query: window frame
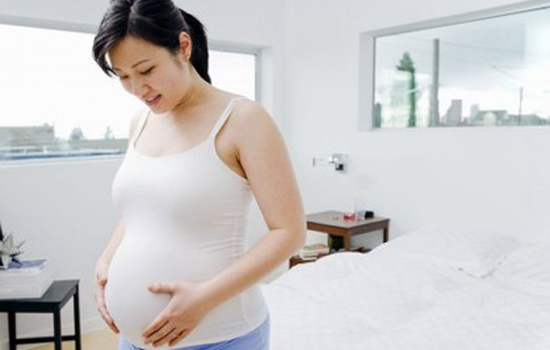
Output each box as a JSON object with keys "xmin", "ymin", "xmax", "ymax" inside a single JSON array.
[
  {"xmin": 358, "ymin": 0, "xmax": 550, "ymax": 131},
  {"xmin": 0, "ymin": 15, "xmax": 262, "ymax": 166}
]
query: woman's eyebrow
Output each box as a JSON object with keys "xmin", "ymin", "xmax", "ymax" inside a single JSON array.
[{"xmin": 112, "ymin": 59, "xmax": 151, "ymax": 71}]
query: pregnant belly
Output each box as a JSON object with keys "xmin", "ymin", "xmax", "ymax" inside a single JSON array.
[
  {"xmin": 104, "ymin": 239, "xmax": 219, "ymax": 347},
  {"xmin": 104, "ymin": 254, "xmax": 172, "ymax": 346}
]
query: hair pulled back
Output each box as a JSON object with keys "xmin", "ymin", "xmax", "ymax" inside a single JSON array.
[{"xmin": 92, "ymin": 0, "xmax": 211, "ymax": 84}]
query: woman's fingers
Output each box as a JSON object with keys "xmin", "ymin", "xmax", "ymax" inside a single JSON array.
[
  {"xmin": 97, "ymin": 294, "xmax": 119, "ymax": 334},
  {"xmin": 151, "ymin": 327, "xmax": 185, "ymax": 348},
  {"xmin": 94, "ymin": 277, "xmax": 119, "ymax": 334},
  {"xmin": 168, "ymin": 329, "xmax": 189, "ymax": 347},
  {"xmin": 99, "ymin": 304, "xmax": 120, "ymax": 334},
  {"xmin": 143, "ymin": 319, "xmax": 170, "ymax": 344}
]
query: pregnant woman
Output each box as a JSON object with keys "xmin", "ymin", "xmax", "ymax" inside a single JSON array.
[{"xmin": 91, "ymin": 1, "xmax": 306, "ymax": 349}]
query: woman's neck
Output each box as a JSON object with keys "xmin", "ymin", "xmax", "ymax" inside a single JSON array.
[{"xmin": 167, "ymin": 70, "xmax": 218, "ymax": 119}]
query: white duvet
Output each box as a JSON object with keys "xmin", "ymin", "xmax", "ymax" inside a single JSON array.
[{"xmin": 260, "ymin": 227, "xmax": 550, "ymax": 350}]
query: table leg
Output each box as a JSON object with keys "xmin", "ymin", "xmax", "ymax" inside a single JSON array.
[
  {"xmin": 8, "ymin": 311, "xmax": 16, "ymax": 350},
  {"xmin": 74, "ymin": 284, "xmax": 82, "ymax": 350},
  {"xmin": 383, "ymin": 226, "xmax": 389, "ymax": 243},
  {"xmin": 343, "ymin": 235, "xmax": 352, "ymax": 250},
  {"xmin": 53, "ymin": 310, "xmax": 62, "ymax": 350},
  {"xmin": 328, "ymin": 235, "xmax": 344, "ymax": 251}
]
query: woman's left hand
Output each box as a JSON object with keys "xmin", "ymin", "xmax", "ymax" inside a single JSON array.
[{"xmin": 142, "ymin": 281, "xmax": 215, "ymax": 348}]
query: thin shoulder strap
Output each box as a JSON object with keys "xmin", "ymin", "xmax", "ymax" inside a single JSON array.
[
  {"xmin": 210, "ymin": 96, "xmax": 245, "ymax": 138},
  {"xmin": 132, "ymin": 109, "xmax": 150, "ymax": 148}
]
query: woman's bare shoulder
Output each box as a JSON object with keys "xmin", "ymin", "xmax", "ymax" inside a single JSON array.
[
  {"xmin": 228, "ymin": 98, "xmax": 281, "ymax": 152},
  {"xmin": 230, "ymin": 97, "xmax": 272, "ymax": 124}
]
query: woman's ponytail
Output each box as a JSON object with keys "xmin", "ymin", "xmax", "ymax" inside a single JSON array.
[{"xmin": 179, "ymin": 9, "xmax": 211, "ymax": 84}]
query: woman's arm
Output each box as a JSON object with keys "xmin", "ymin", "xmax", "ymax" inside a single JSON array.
[{"xmin": 201, "ymin": 100, "xmax": 307, "ymax": 309}]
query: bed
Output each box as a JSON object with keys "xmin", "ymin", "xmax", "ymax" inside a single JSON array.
[{"xmin": 260, "ymin": 226, "xmax": 550, "ymax": 350}]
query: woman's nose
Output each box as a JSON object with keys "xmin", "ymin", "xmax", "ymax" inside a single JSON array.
[{"xmin": 130, "ymin": 76, "xmax": 147, "ymax": 96}]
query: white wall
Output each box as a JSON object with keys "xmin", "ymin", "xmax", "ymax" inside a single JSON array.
[
  {"xmin": 0, "ymin": 1, "xmax": 284, "ymax": 348},
  {"xmin": 283, "ymin": 0, "xmax": 550, "ymax": 251},
  {"xmin": 2, "ymin": 0, "xmax": 550, "ymax": 347}
]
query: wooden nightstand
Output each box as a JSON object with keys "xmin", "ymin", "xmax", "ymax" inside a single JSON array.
[{"xmin": 289, "ymin": 210, "xmax": 390, "ymax": 268}]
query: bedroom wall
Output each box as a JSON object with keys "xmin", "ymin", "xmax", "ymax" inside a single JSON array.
[
  {"xmin": 283, "ymin": 0, "xmax": 550, "ymax": 251},
  {"xmin": 1, "ymin": 0, "xmax": 549, "ymax": 347},
  {"xmin": 0, "ymin": 1, "xmax": 284, "ymax": 348}
]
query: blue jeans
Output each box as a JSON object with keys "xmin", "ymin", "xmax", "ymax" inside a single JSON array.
[{"xmin": 119, "ymin": 316, "xmax": 270, "ymax": 350}]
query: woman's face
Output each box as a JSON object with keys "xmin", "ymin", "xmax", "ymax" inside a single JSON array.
[{"xmin": 108, "ymin": 34, "xmax": 192, "ymax": 113}]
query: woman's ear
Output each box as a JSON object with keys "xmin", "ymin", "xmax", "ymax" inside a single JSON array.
[{"xmin": 178, "ymin": 31, "xmax": 192, "ymax": 62}]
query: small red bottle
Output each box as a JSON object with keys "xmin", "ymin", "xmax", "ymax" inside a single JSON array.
[{"xmin": 342, "ymin": 212, "xmax": 356, "ymax": 221}]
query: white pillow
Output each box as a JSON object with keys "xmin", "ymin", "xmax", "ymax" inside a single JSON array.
[
  {"xmin": 387, "ymin": 225, "xmax": 520, "ymax": 278},
  {"xmin": 495, "ymin": 237, "xmax": 550, "ymax": 284}
]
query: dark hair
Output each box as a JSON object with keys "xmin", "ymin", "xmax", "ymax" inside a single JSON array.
[{"xmin": 92, "ymin": 0, "xmax": 211, "ymax": 84}]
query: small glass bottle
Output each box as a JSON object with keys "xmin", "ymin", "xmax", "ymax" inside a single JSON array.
[{"xmin": 353, "ymin": 195, "xmax": 368, "ymax": 221}]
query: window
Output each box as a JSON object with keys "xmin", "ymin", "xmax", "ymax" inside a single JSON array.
[
  {"xmin": 0, "ymin": 23, "xmax": 259, "ymax": 161},
  {"xmin": 361, "ymin": 3, "xmax": 550, "ymax": 129}
]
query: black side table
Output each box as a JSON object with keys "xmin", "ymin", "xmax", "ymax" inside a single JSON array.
[{"xmin": 0, "ymin": 279, "xmax": 81, "ymax": 350}]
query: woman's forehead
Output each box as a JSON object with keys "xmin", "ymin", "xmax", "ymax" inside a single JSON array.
[{"xmin": 108, "ymin": 36, "xmax": 164, "ymax": 69}]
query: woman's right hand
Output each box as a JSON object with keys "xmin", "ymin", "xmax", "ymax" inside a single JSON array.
[{"xmin": 94, "ymin": 262, "xmax": 120, "ymax": 335}]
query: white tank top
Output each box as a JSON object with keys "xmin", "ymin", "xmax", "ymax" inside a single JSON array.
[{"xmin": 105, "ymin": 96, "xmax": 269, "ymax": 349}]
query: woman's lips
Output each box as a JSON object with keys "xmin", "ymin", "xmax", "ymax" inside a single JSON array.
[{"xmin": 145, "ymin": 95, "xmax": 161, "ymax": 107}]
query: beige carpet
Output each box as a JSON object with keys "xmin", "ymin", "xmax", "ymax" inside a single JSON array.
[{"xmin": 28, "ymin": 327, "xmax": 118, "ymax": 350}]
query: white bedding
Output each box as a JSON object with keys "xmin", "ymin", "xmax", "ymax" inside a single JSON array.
[{"xmin": 260, "ymin": 227, "xmax": 550, "ymax": 350}]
